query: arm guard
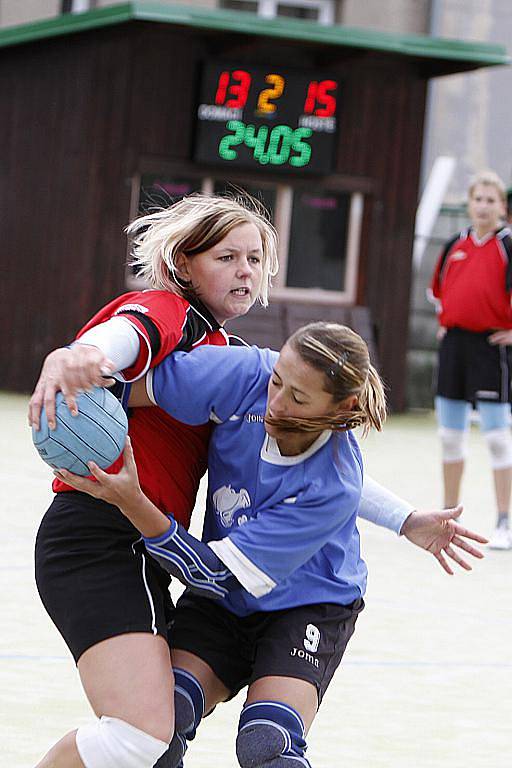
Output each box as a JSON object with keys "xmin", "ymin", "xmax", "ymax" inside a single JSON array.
[{"xmin": 143, "ymin": 516, "xmax": 241, "ymax": 599}]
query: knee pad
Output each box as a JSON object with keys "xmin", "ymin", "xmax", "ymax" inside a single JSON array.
[
  {"xmin": 153, "ymin": 733, "xmax": 187, "ymax": 768},
  {"xmin": 236, "ymin": 701, "xmax": 311, "ymax": 768},
  {"xmin": 438, "ymin": 427, "xmax": 467, "ymax": 463},
  {"xmin": 173, "ymin": 668, "xmax": 205, "ymax": 738},
  {"xmin": 153, "ymin": 668, "xmax": 205, "ymax": 768},
  {"xmin": 484, "ymin": 428, "xmax": 512, "ymax": 469},
  {"xmin": 76, "ymin": 716, "xmax": 169, "ymax": 768}
]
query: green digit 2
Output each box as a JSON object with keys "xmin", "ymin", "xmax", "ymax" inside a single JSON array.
[{"xmin": 219, "ymin": 120, "xmax": 246, "ymax": 160}]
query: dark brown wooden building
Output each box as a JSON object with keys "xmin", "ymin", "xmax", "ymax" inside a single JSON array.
[{"xmin": 1, "ymin": 2, "xmax": 507, "ymax": 408}]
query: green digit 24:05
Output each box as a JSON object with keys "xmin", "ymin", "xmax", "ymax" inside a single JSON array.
[{"xmin": 219, "ymin": 120, "xmax": 313, "ymax": 167}]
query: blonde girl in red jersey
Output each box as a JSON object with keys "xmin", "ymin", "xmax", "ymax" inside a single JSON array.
[
  {"xmin": 30, "ymin": 194, "xmax": 279, "ymax": 768},
  {"xmin": 431, "ymin": 170, "xmax": 512, "ymax": 550}
]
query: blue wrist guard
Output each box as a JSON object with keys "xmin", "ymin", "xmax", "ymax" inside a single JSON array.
[{"xmin": 143, "ymin": 516, "xmax": 241, "ymax": 599}]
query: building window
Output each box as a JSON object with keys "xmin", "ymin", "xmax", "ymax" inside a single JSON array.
[
  {"xmin": 61, "ymin": 0, "xmax": 95, "ymax": 13},
  {"xmin": 220, "ymin": 0, "xmax": 259, "ymax": 12},
  {"xmin": 137, "ymin": 174, "xmax": 202, "ymax": 216},
  {"xmin": 219, "ymin": 0, "xmax": 334, "ymax": 24},
  {"xmin": 286, "ymin": 190, "xmax": 349, "ymax": 290},
  {"xmin": 128, "ymin": 169, "xmax": 362, "ymax": 304}
]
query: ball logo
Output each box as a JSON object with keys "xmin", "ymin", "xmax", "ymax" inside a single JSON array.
[{"xmin": 212, "ymin": 485, "xmax": 251, "ymax": 528}]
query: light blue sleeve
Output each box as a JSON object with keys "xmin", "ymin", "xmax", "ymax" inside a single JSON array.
[
  {"xmin": 358, "ymin": 475, "xmax": 414, "ymax": 535},
  {"xmin": 147, "ymin": 345, "xmax": 276, "ymax": 425}
]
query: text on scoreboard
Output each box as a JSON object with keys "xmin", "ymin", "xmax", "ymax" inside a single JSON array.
[{"xmin": 194, "ymin": 61, "xmax": 339, "ymax": 173}]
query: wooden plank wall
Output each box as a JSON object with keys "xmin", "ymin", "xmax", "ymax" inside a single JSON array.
[
  {"xmin": 338, "ymin": 58, "xmax": 428, "ymax": 409},
  {"xmin": 1, "ymin": 23, "xmax": 426, "ymax": 412},
  {"xmin": 1, "ymin": 28, "xmax": 133, "ymax": 391}
]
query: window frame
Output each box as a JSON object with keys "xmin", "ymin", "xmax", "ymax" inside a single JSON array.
[
  {"xmin": 61, "ymin": 0, "xmax": 95, "ymax": 13},
  {"xmin": 258, "ymin": 0, "xmax": 335, "ymax": 24},
  {"xmin": 127, "ymin": 162, "xmax": 364, "ymax": 305},
  {"xmin": 220, "ymin": 0, "xmax": 335, "ymax": 24}
]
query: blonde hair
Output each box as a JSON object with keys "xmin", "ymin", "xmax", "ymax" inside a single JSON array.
[
  {"xmin": 468, "ymin": 170, "xmax": 507, "ymax": 203},
  {"xmin": 126, "ymin": 193, "xmax": 278, "ymax": 306},
  {"xmin": 266, "ymin": 322, "xmax": 386, "ymax": 436}
]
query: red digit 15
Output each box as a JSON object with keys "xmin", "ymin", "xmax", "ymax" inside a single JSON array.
[
  {"xmin": 303, "ymin": 79, "xmax": 337, "ymax": 117},
  {"xmin": 214, "ymin": 70, "xmax": 252, "ymax": 109}
]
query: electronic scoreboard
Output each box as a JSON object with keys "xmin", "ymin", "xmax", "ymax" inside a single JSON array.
[{"xmin": 194, "ymin": 61, "xmax": 339, "ymax": 174}]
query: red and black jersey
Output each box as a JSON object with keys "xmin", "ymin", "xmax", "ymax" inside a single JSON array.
[
  {"xmin": 431, "ymin": 227, "xmax": 512, "ymax": 332},
  {"xmin": 53, "ymin": 290, "xmax": 245, "ymax": 527}
]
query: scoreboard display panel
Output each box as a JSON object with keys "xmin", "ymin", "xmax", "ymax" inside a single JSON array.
[{"xmin": 194, "ymin": 61, "xmax": 339, "ymax": 174}]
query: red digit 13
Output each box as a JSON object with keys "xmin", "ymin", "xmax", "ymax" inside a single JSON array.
[{"xmin": 214, "ymin": 70, "xmax": 252, "ymax": 109}]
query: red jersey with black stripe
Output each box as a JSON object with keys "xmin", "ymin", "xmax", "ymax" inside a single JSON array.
[
  {"xmin": 52, "ymin": 290, "xmax": 242, "ymax": 527},
  {"xmin": 431, "ymin": 227, "xmax": 512, "ymax": 332}
]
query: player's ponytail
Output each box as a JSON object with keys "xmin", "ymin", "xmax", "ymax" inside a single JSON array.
[{"xmin": 357, "ymin": 363, "xmax": 387, "ymax": 435}]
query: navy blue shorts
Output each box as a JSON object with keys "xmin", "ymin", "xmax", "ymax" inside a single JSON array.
[
  {"xmin": 170, "ymin": 593, "xmax": 364, "ymax": 705},
  {"xmin": 35, "ymin": 492, "xmax": 174, "ymax": 662}
]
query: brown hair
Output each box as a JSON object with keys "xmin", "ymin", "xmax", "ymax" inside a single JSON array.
[{"xmin": 266, "ymin": 322, "xmax": 386, "ymax": 435}]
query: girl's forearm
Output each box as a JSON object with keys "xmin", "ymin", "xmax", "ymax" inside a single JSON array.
[{"xmin": 118, "ymin": 490, "xmax": 172, "ymax": 538}]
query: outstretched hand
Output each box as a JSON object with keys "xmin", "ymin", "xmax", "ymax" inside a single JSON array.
[
  {"xmin": 28, "ymin": 344, "xmax": 115, "ymax": 430},
  {"xmin": 401, "ymin": 505, "xmax": 488, "ymax": 575},
  {"xmin": 53, "ymin": 436, "xmax": 142, "ymax": 512}
]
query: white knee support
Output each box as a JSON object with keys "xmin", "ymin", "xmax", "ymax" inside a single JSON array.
[
  {"xmin": 439, "ymin": 427, "xmax": 467, "ymax": 463},
  {"xmin": 76, "ymin": 716, "xmax": 169, "ymax": 768},
  {"xmin": 484, "ymin": 428, "xmax": 512, "ymax": 470}
]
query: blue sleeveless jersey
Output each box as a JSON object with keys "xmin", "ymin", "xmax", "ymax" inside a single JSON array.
[{"xmin": 148, "ymin": 345, "xmax": 367, "ymax": 616}]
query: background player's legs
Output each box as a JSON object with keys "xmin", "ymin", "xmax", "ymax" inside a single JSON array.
[
  {"xmin": 435, "ymin": 397, "xmax": 470, "ymax": 508},
  {"xmin": 478, "ymin": 401, "xmax": 512, "ymax": 549},
  {"xmin": 36, "ymin": 633, "xmax": 174, "ymax": 767},
  {"xmin": 443, "ymin": 461, "xmax": 464, "ymax": 508}
]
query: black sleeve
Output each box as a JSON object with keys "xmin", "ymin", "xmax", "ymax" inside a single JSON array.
[
  {"xmin": 500, "ymin": 234, "xmax": 512, "ymax": 293},
  {"xmin": 437, "ymin": 232, "xmax": 462, "ymax": 282}
]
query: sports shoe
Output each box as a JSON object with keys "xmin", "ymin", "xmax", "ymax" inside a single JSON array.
[{"xmin": 488, "ymin": 524, "xmax": 512, "ymax": 550}]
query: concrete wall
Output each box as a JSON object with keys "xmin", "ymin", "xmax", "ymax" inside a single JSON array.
[
  {"xmin": 95, "ymin": 0, "xmax": 216, "ymax": 8},
  {"xmin": 0, "ymin": 0, "xmax": 431, "ymax": 31},
  {"xmin": 340, "ymin": 0, "xmax": 431, "ymax": 33},
  {"xmin": 0, "ymin": 0, "xmax": 59, "ymax": 26},
  {"xmin": 423, "ymin": 0, "xmax": 512, "ymax": 199}
]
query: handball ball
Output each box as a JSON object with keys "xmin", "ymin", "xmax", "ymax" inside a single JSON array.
[{"xmin": 32, "ymin": 386, "xmax": 128, "ymax": 476}]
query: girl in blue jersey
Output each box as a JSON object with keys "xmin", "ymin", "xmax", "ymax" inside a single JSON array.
[
  {"xmin": 58, "ymin": 322, "xmax": 488, "ymax": 768},
  {"xmin": 53, "ymin": 322, "xmax": 391, "ymax": 768}
]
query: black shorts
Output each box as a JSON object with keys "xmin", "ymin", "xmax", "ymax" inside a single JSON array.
[
  {"xmin": 170, "ymin": 593, "xmax": 364, "ymax": 705},
  {"xmin": 436, "ymin": 328, "xmax": 512, "ymax": 403},
  {"xmin": 35, "ymin": 492, "xmax": 174, "ymax": 663}
]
